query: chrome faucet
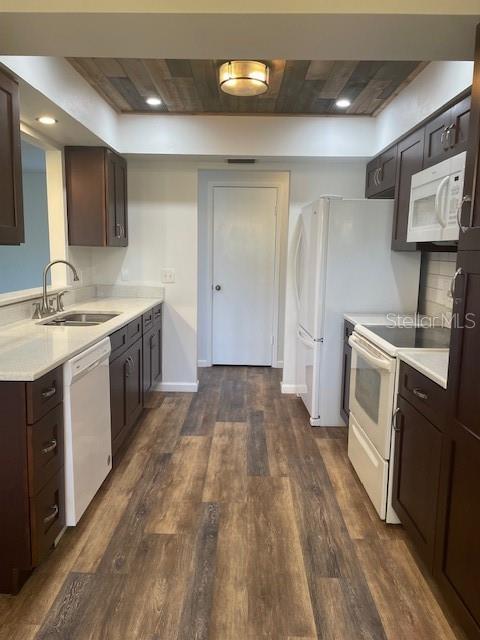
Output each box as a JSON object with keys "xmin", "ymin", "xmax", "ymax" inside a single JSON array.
[{"xmin": 38, "ymin": 260, "xmax": 80, "ymax": 318}]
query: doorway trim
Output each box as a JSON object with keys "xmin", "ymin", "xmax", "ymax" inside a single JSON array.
[{"xmin": 199, "ymin": 171, "xmax": 290, "ymax": 368}]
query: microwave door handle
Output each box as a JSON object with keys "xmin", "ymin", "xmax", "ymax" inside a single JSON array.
[{"xmin": 434, "ymin": 176, "xmax": 450, "ymax": 227}]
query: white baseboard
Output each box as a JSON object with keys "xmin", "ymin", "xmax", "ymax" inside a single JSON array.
[
  {"xmin": 272, "ymin": 360, "xmax": 284, "ymax": 369},
  {"xmin": 153, "ymin": 381, "xmax": 199, "ymax": 392},
  {"xmin": 197, "ymin": 360, "xmax": 211, "ymax": 368},
  {"xmin": 281, "ymin": 382, "xmax": 298, "ymax": 394}
]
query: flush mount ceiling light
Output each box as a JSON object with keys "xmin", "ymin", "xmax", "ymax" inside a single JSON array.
[
  {"xmin": 36, "ymin": 115, "xmax": 57, "ymax": 125},
  {"xmin": 335, "ymin": 98, "xmax": 351, "ymax": 108},
  {"xmin": 219, "ymin": 61, "xmax": 269, "ymax": 97},
  {"xmin": 146, "ymin": 96, "xmax": 162, "ymax": 106}
]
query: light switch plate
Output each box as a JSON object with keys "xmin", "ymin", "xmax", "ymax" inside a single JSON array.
[{"xmin": 161, "ymin": 268, "xmax": 176, "ymax": 284}]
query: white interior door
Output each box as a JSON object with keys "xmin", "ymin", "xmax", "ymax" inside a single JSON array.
[{"xmin": 212, "ymin": 186, "xmax": 277, "ymax": 365}]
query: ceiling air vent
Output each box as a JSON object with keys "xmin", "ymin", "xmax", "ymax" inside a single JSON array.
[{"xmin": 227, "ymin": 158, "xmax": 256, "ymax": 164}]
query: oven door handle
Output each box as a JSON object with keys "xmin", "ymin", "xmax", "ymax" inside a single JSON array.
[{"xmin": 348, "ymin": 334, "xmax": 394, "ymax": 371}]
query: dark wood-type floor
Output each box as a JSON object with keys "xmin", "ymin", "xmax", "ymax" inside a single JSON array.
[{"xmin": 0, "ymin": 367, "xmax": 466, "ymax": 640}]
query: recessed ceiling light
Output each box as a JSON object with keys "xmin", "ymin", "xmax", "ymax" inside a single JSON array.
[
  {"xmin": 146, "ymin": 96, "xmax": 162, "ymax": 106},
  {"xmin": 335, "ymin": 98, "xmax": 351, "ymax": 109},
  {"xmin": 36, "ymin": 115, "xmax": 57, "ymax": 125}
]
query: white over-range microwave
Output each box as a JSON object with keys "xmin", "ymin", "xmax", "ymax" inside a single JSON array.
[{"xmin": 407, "ymin": 151, "xmax": 466, "ymax": 243}]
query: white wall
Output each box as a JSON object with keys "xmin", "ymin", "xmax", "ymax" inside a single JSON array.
[
  {"xmin": 118, "ymin": 114, "xmax": 376, "ymax": 157},
  {"xmin": 375, "ymin": 61, "xmax": 474, "ymax": 152},
  {"xmin": 88, "ymin": 158, "xmax": 198, "ymax": 389}
]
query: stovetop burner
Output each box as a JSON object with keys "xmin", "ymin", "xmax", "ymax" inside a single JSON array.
[{"xmin": 365, "ymin": 325, "xmax": 451, "ymax": 349}]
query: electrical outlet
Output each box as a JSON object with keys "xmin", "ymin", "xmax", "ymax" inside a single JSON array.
[
  {"xmin": 161, "ymin": 268, "xmax": 176, "ymax": 284},
  {"xmin": 121, "ymin": 268, "xmax": 129, "ymax": 282}
]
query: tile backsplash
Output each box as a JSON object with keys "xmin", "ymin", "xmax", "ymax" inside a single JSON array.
[{"xmin": 418, "ymin": 251, "xmax": 457, "ymax": 325}]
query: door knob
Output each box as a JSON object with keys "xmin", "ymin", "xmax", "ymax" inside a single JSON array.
[{"xmin": 215, "ymin": 285, "xmax": 221, "ymax": 291}]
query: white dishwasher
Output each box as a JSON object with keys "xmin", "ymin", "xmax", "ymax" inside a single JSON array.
[{"xmin": 63, "ymin": 337, "xmax": 112, "ymax": 526}]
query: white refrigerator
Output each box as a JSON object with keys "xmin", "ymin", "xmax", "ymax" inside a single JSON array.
[{"xmin": 294, "ymin": 197, "xmax": 421, "ymax": 426}]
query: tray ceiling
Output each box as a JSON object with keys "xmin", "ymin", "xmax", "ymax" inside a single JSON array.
[{"xmin": 67, "ymin": 58, "xmax": 426, "ymax": 116}]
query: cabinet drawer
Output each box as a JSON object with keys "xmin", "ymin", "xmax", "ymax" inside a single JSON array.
[
  {"xmin": 127, "ymin": 316, "xmax": 142, "ymax": 343},
  {"xmin": 109, "ymin": 325, "xmax": 128, "ymax": 361},
  {"xmin": 30, "ymin": 468, "xmax": 65, "ymax": 566},
  {"xmin": 142, "ymin": 309, "xmax": 153, "ymax": 332},
  {"xmin": 398, "ymin": 362, "xmax": 448, "ymax": 430},
  {"xmin": 27, "ymin": 404, "xmax": 64, "ymax": 496},
  {"xmin": 26, "ymin": 367, "xmax": 63, "ymax": 424}
]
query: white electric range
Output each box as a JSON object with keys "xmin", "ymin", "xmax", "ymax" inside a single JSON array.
[{"xmin": 348, "ymin": 323, "xmax": 451, "ymax": 523}]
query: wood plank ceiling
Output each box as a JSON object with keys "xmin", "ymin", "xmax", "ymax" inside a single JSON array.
[{"xmin": 67, "ymin": 58, "xmax": 426, "ymax": 116}]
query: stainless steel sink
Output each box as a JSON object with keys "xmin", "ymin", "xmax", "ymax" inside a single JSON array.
[{"xmin": 40, "ymin": 312, "xmax": 119, "ymax": 327}]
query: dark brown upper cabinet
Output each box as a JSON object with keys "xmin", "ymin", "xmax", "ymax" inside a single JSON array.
[
  {"xmin": 365, "ymin": 144, "xmax": 397, "ymax": 198},
  {"xmin": 365, "ymin": 88, "xmax": 471, "ymax": 251},
  {"xmin": 459, "ymin": 26, "xmax": 480, "ymax": 252},
  {"xmin": 65, "ymin": 146, "xmax": 128, "ymax": 247},
  {"xmin": 0, "ymin": 69, "xmax": 24, "ymax": 245},
  {"xmin": 423, "ymin": 94, "xmax": 471, "ymax": 169},
  {"xmin": 435, "ymin": 250, "xmax": 480, "ymax": 640},
  {"xmin": 391, "ymin": 128, "xmax": 424, "ymax": 252}
]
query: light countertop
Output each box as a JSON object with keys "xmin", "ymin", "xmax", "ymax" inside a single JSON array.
[
  {"xmin": 397, "ymin": 349, "xmax": 449, "ymax": 389},
  {"xmin": 344, "ymin": 312, "xmax": 418, "ymax": 326},
  {"xmin": 0, "ymin": 296, "xmax": 163, "ymax": 381}
]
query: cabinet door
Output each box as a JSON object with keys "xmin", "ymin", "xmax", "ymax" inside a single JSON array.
[
  {"xmin": 0, "ymin": 70, "xmax": 24, "ymax": 245},
  {"xmin": 143, "ymin": 329, "xmax": 154, "ymax": 397},
  {"xmin": 152, "ymin": 323, "xmax": 162, "ymax": 384},
  {"xmin": 365, "ymin": 157, "xmax": 380, "ymax": 198},
  {"xmin": 392, "ymin": 396, "xmax": 442, "ymax": 569},
  {"xmin": 449, "ymin": 94, "xmax": 471, "ymax": 156},
  {"xmin": 391, "ymin": 128, "xmax": 424, "ymax": 251},
  {"xmin": 109, "ymin": 354, "xmax": 128, "ymax": 450},
  {"xmin": 423, "ymin": 108, "xmax": 453, "ymax": 168},
  {"xmin": 125, "ymin": 340, "xmax": 143, "ymax": 430},
  {"xmin": 106, "ymin": 151, "xmax": 128, "ymax": 247},
  {"xmin": 459, "ymin": 27, "xmax": 480, "ymax": 251},
  {"xmin": 365, "ymin": 146, "xmax": 396, "ymax": 198},
  {"xmin": 377, "ymin": 145, "xmax": 397, "ymax": 194},
  {"xmin": 434, "ymin": 250, "xmax": 480, "ymax": 639}
]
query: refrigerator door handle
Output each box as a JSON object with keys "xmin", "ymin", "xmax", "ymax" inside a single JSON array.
[
  {"xmin": 297, "ymin": 326, "xmax": 314, "ymax": 347},
  {"xmin": 293, "ymin": 224, "xmax": 303, "ymax": 311}
]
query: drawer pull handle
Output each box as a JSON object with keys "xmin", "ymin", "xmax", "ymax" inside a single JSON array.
[
  {"xmin": 413, "ymin": 387, "xmax": 428, "ymax": 400},
  {"xmin": 41, "ymin": 385, "xmax": 56, "ymax": 400},
  {"xmin": 43, "ymin": 504, "xmax": 59, "ymax": 525},
  {"xmin": 392, "ymin": 407, "xmax": 401, "ymax": 432},
  {"xmin": 42, "ymin": 439, "xmax": 57, "ymax": 454}
]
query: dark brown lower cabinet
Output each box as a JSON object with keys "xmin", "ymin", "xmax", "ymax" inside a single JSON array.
[
  {"xmin": 435, "ymin": 424, "xmax": 480, "ymax": 640},
  {"xmin": 143, "ymin": 309, "xmax": 162, "ymax": 399},
  {"xmin": 0, "ymin": 369, "xmax": 65, "ymax": 594},
  {"xmin": 110, "ymin": 337, "xmax": 143, "ymax": 458},
  {"xmin": 392, "ymin": 395, "xmax": 443, "ymax": 570},
  {"xmin": 433, "ymin": 250, "xmax": 480, "ymax": 640}
]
